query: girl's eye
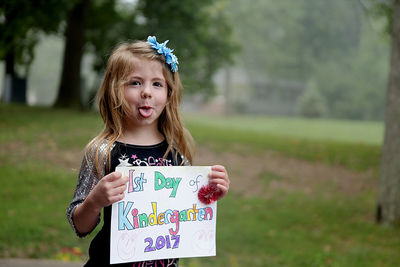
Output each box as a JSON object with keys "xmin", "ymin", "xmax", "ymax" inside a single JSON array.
[
  {"xmin": 153, "ymin": 82, "xmax": 164, "ymax": 87},
  {"xmin": 128, "ymin": 81, "xmax": 141, "ymax": 86}
]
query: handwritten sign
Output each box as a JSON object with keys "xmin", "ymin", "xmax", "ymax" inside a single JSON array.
[{"xmin": 110, "ymin": 166, "xmax": 217, "ymax": 264}]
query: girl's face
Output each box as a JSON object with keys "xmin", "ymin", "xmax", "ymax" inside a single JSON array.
[{"xmin": 124, "ymin": 57, "xmax": 168, "ymax": 131}]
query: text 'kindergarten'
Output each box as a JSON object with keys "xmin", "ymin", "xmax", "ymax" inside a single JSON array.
[{"xmin": 117, "ymin": 169, "xmax": 214, "ymax": 236}]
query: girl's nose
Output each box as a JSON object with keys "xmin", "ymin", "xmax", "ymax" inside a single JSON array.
[{"xmin": 141, "ymin": 83, "xmax": 152, "ymax": 98}]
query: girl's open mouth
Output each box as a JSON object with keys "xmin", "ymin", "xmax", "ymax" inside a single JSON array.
[{"xmin": 138, "ymin": 106, "xmax": 153, "ymax": 118}]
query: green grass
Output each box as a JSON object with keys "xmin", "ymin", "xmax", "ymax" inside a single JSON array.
[
  {"xmin": 0, "ymin": 105, "xmax": 102, "ymax": 259},
  {"xmin": 185, "ymin": 113, "xmax": 383, "ymax": 145},
  {"xmin": 186, "ymin": 119, "xmax": 381, "ymax": 172},
  {"xmin": 180, "ymin": 193, "xmax": 400, "ymax": 267},
  {"xmin": 0, "ymin": 105, "xmax": 103, "ymax": 148},
  {"xmin": 1, "ymin": 104, "xmax": 396, "ymax": 266},
  {"xmin": 0, "ymin": 163, "xmax": 95, "ymax": 258}
]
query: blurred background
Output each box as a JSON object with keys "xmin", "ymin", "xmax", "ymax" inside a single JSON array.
[
  {"xmin": 1, "ymin": 0, "xmax": 400, "ymax": 266},
  {"xmin": 0, "ymin": 0, "xmax": 390, "ymax": 119}
]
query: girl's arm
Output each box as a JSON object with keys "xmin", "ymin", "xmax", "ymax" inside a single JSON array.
[
  {"xmin": 66, "ymin": 141, "xmax": 127, "ymax": 237},
  {"xmin": 67, "ymin": 154, "xmax": 100, "ymax": 238},
  {"xmin": 72, "ymin": 171, "xmax": 128, "ymax": 235},
  {"xmin": 208, "ymin": 165, "xmax": 230, "ymax": 200}
]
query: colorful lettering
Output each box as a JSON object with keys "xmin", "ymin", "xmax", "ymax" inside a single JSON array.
[
  {"xmin": 118, "ymin": 201, "xmax": 134, "ymax": 230},
  {"xmin": 154, "ymin": 171, "xmax": 182, "ymax": 198},
  {"xmin": 128, "ymin": 170, "xmax": 147, "ymax": 193}
]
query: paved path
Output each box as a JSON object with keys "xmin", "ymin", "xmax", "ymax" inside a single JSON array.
[{"xmin": 0, "ymin": 259, "xmax": 83, "ymax": 267}]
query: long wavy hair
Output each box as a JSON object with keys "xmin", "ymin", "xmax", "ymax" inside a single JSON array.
[{"xmin": 87, "ymin": 41, "xmax": 195, "ymax": 175}]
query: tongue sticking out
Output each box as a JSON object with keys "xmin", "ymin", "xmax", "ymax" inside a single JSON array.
[{"xmin": 139, "ymin": 107, "xmax": 153, "ymax": 118}]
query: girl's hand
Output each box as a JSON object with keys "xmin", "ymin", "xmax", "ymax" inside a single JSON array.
[
  {"xmin": 208, "ymin": 165, "xmax": 230, "ymax": 200},
  {"xmin": 87, "ymin": 171, "xmax": 129, "ymax": 211}
]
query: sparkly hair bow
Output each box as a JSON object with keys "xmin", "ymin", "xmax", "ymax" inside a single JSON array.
[{"xmin": 147, "ymin": 36, "xmax": 179, "ymax": 72}]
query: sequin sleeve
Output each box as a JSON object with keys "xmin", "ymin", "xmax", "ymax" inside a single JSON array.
[{"xmin": 66, "ymin": 140, "xmax": 112, "ymax": 238}]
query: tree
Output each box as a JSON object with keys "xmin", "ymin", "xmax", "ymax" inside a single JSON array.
[
  {"xmin": 54, "ymin": 0, "xmax": 143, "ymax": 108},
  {"xmin": 227, "ymin": 0, "xmax": 388, "ymax": 119},
  {"xmin": 54, "ymin": 0, "xmax": 238, "ymax": 108},
  {"xmin": 137, "ymin": 0, "xmax": 238, "ymax": 95},
  {"xmin": 0, "ymin": 0, "xmax": 69, "ymax": 102},
  {"xmin": 54, "ymin": 0, "xmax": 91, "ymax": 108},
  {"xmin": 376, "ymin": 0, "xmax": 400, "ymax": 226},
  {"xmin": 297, "ymin": 79, "xmax": 326, "ymax": 118}
]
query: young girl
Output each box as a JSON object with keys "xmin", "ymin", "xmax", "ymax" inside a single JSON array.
[{"xmin": 66, "ymin": 36, "xmax": 230, "ymax": 267}]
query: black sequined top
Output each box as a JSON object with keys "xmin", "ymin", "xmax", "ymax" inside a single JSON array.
[{"xmin": 67, "ymin": 140, "xmax": 182, "ymax": 267}]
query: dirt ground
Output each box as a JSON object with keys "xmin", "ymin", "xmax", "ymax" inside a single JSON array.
[
  {"xmin": 193, "ymin": 145, "xmax": 377, "ymax": 199},
  {"xmin": 2, "ymin": 140, "xmax": 377, "ymax": 199}
]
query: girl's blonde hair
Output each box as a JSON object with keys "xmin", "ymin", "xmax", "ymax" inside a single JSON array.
[{"xmin": 87, "ymin": 40, "xmax": 194, "ymax": 175}]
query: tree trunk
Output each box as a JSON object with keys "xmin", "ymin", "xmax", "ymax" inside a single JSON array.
[
  {"xmin": 54, "ymin": 0, "xmax": 90, "ymax": 108},
  {"xmin": 3, "ymin": 48, "xmax": 16, "ymax": 103},
  {"xmin": 376, "ymin": 0, "xmax": 400, "ymax": 226},
  {"xmin": 2, "ymin": 42, "xmax": 27, "ymax": 104},
  {"xmin": 5, "ymin": 48, "xmax": 15, "ymax": 77},
  {"xmin": 2, "ymin": 6, "xmax": 27, "ymax": 104}
]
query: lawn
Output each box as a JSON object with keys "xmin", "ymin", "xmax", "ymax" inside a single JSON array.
[
  {"xmin": 184, "ymin": 113, "xmax": 383, "ymax": 145},
  {"xmin": 185, "ymin": 114, "xmax": 381, "ymax": 172},
  {"xmin": 1, "ymin": 104, "xmax": 398, "ymax": 266}
]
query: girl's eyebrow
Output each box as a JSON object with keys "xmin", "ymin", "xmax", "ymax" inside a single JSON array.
[
  {"xmin": 127, "ymin": 74, "xmax": 142, "ymax": 79},
  {"xmin": 126, "ymin": 74, "xmax": 164, "ymax": 80},
  {"xmin": 152, "ymin": 77, "xmax": 165, "ymax": 81}
]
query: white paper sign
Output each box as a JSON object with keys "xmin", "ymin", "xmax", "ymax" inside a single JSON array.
[{"xmin": 110, "ymin": 166, "xmax": 217, "ymax": 264}]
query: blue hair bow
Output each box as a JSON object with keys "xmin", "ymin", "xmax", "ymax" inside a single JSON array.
[{"xmin": 147, "ymin": 36, "xmax": 179, "ymax": 72}]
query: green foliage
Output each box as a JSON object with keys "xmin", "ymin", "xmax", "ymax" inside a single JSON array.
[
  {"xmin": 297, "ymin": 79, "xmax": 326, "ymax": 118},
  {"xmin": 228, "ymin": 0, "xmax": 362, "ymax": 80},
  {"xmin": 227, "ymin": 0, "xmax": 389, "ymax": 120},
  {"xmin": 137, "ymin": 0, "xmax": 238, "ymax": 95},
  {"xmin": 84, "ymin": 0, "xmax": 239, "ymax": 96},
  {"xmin": 364, "ymin": 0, "xmax": 395, "ymax": 34},
  {"xmin": 0, "ymin": 0, "xmax": 72, "ymax": 74},
  {"xmin": 1, "ymin": 0, "xmax": 238, "ymax": 106},
  {"xmin": 86, "ymin": 0, "xmax": 139, "ymax": 72},
  {"xmin": 313, "ymin": 22, "xmax": 388, "ymax": 120}
]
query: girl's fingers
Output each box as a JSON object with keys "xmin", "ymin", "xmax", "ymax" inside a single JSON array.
[
  {"xmin": 211, "ymin": 165, "xmax": 226, "ymax": 173},
  {"xmin": 105, "ymin": 171, "xmax": 122, "ymax": 182},
  {"xmin": 119, "ymin": 175, "xmax": 129, "ymax": 186},
  {"xmin": 209, "ymin": 171, "xmax": 225, "ymax": 179},
  {"xmin": 209, "ymin": 171, "xmax": 230, "ymax": 186},
  {"xmin": 208, "ymin": 178, "xmax": 229, "ymax": 187},
  {"xmin": 216, "ymin": 184, "xmax": 229, "ymax": 195},
  {"xmin": 109, "ymin": 175, "xmax": 129, "ymax": 188},
  {"xmin": 104, "ymin": 185, "xmax": 126, "ymax": 204},
  {"xmin": 109, "ymin": 194, "xmax": 125, "ymax": 204},
  {"xmin": 110, "ymin": 184, "xmax": 127, "ymax": 196},
  {"xmin": 209, "ymin": 165, "xmax": 230, "ymax": 200}
]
